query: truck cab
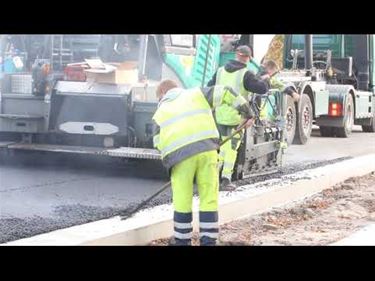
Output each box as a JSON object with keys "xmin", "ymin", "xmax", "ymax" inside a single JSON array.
[{"xmin": 278, "ymin": 34, "xmax": 375, "ymax": 144}]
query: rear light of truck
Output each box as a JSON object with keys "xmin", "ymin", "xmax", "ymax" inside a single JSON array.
[{"xmin": 328, "ymin": 102, "xmax": 342, "ymax": 116}]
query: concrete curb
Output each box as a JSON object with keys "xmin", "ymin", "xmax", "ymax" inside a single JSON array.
[{"xmin": 4, "ymin": 154, "xmax": 375, "ymax": 246}]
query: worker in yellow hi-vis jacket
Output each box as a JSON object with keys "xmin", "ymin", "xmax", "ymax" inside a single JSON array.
[
  {"xmin": 207, "ymin": 45, "xmax": 270, "ymax": 191},
  {"xmin": 152, "ymin": 79, "xmax": 253, "ymax": 246}
]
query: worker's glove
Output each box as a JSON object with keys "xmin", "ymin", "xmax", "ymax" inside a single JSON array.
[
  {"xmin": 238, "ymin": 102, "xmax": 254, "ymax": 120},
  {"xmin": 283, "ymin": 86, "xmax": 300, "ymax": 102},
  {"xmin": 283, "ymin": 85, "xmax": 295, "ymax": 95},
  {"xmin": 236, "ymin": 118, "xmax": 254, "ymax": 130},
  {"xmin": 291, "ymin": 92, "xmax": 300, "ymax": 101},
  {"xmin": 260, "ymin": 73, "xmax": 271, "ymax": 81}
]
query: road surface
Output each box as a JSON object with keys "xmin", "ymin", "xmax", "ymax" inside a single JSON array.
[{"xmin": 1, "ymin": 126, "xmax": 374, "ymax": 243}]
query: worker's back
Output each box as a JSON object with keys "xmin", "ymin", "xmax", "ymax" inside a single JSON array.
[{"xmin": 153, "ymin": 87, "xmax": 219, "ymax": 159}]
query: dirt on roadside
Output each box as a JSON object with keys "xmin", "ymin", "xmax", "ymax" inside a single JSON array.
[{"xmin": 150, "ymin": 172, "xmax": 375, "ymax": 246}]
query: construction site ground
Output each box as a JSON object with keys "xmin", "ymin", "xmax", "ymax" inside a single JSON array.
[
  {"xmin": 1, "ymin": 126, "xmax": 375, "ymax": 244},
  {"xmin": 150, "ymin": 172, "xmax": 375, "ymax": 245}
]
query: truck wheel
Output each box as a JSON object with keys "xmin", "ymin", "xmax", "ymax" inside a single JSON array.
[
  {"xmin": 336, "ymin": 94, "xmax": 354, "ymax": 137},
  {"xmin": 285, "ymin": 95, "xmax": 296, "ymax": 145},
  {"xmin": 362, "ymin": 115, "xmax": 375, "ymax": 132},
  {"xmin": 293, "ymin": 94, "xmax": 313, "ymax": 144},
  {"xmin": 320, "ymin": 126, "xmax": 335, "ymax": 137}
]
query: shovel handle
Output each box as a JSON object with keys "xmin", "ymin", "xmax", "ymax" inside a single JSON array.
[
  {"xmin": 219, "ymin": 118, "xmax": 252, "ymax": 146},
  {"xmin": 121, "ymin": 118, "xmax": 253, "ymax": 221}
]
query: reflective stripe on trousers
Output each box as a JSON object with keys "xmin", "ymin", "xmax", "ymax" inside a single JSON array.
[
  {"xmin": 199, "ymin": 211, "xmax": 219, "ymax": 245},
  {"xmin": 174, "ymin": 211, "xmax": 193, "ymax": 244},
  {"xmin": 171, "ymin": 151, "xmax": 219, "ymax": 245}
]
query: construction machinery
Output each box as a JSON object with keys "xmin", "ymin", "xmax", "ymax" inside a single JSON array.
[
  {"xmin": 218, "ymin": 34, "xmax": 375, "ymax": 145},
  {"xmin": 0, "ymin": 34, "xmax": 287, "ymax": 180}
]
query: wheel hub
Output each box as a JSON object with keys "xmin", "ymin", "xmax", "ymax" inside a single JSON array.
[
  {"xmin": 346, "ymin": 104, "xmax": 353, "ymax": 129},
  {"xmin": 302, "ymin": 105, "xmax": 311, "ymax": 133},
  {"xmin": 286, "ymin": 107, "xmax": 294, "ymax": 131}
]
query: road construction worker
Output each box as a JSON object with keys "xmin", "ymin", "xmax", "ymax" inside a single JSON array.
[
  {"xmin": 207, "ymin": 45, "xmax": 270, "ymax": 191},
  {"xmin": 255, "ymin": 60, "xmax": 299, "ymax": 122},
  {"xmin": 257, "ymin": 59, "xmax": 299, "ymax": 119},
  {"xmin": 258, "ymin": 59, "xmax": 299, "ymax": 101},
  {"xmin": 152, "ymin": 79, "xmax": 253, "ymax": 246}
]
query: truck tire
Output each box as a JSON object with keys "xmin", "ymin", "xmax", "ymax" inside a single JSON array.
[
  {"xmin": 336, "ymin": 94, "xmax": 354, "ymax": 138},
  {"xmin": 362, "ymin": 115, "xmax": 375, "ymax": 132},
  {"xmin": 293, "ymin": 94, "xmax": 313, "ymax": 144},
  {"xmin": 285, "ymin": 95, "xmax": 296, "ymax": 145},
  {"xmin": 319, "ymin": 126, "xmax": 335, "ymax": 137}
]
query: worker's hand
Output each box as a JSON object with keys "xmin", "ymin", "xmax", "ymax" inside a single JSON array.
[
  {"xmin": 260, "ymin": 74, "xmax": 271, "ymax": 80},
  {"xmin": 292, "ymin": 92, "xmax": 300, "ymax": 102},
  {"xmin": 243, "ymin": 118, "xmax": 254, "ymax": 129}
]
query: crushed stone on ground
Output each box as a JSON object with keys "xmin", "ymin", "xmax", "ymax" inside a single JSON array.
[
  {"xmin": 150, "ymin": 171, "xmax": 375, "ymax": 246},
  {"xmin": 1, "ymin": 158, "xmax": 351, "ymax": 244}
]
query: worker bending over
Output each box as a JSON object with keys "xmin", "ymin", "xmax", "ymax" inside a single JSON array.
[{"xmin": 152, "ymin": 80, "xmax": 253, "ymax": 246}]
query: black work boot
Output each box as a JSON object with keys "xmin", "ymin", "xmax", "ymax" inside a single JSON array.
[
  {"xmin": 200, "ymin": 236, "xmax": 217, "ymax": 246},
  {"xmin": 199, "ymin": 211, "xmax": 219, "ymax": 246},
  {"xmin": 220, "ymin": 178, "xmax": 237, "ymax": 191},
  {"xmin": 172, "ymin": 211, "xmax": 193, "ymax": 246},
  {"xmin": 168, "ymin": 238, "xmax": 191, "ymax": 246}
]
